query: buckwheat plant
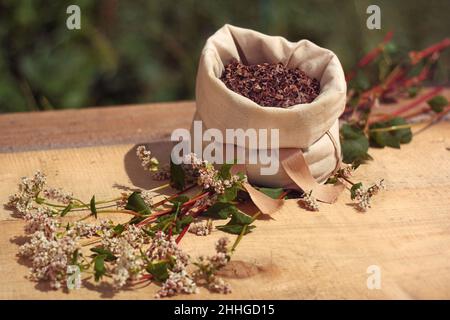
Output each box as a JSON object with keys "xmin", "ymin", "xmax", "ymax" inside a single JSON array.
[
  {"xmin": 6, "ymin": 151, "xmax": 258, "ymax": 297},
  {"xmin": 298, "ymin": 190, "xmax": 319, "ymax": 211},
  {"xmin": 136, "ymin": 145, "xmax": 159, "ymax": 172},
  {"xmin": 192, "ymin": 237, "xmax": 232, "ymax": 294},
  {"xmin": 350, "ymin": 180, "xmax": 386, "ymax": 212}
]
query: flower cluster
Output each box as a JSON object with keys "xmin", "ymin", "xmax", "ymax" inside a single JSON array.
[
  {"xmin": 155, "ymin": 269, "xmax": 198, "ymax": 298},
  {"xmin": 19, "ymin": 230, "xmax": 79, "ymax": 289},
  {"xmin": 183, "ymin": 153, "xmax": 246, "ymax": 194},
  {"xmin": 24, "ymin": 207, "xmax": 58, "ymax": 238},
  {"xmin": 42, "ymin": 188, "xmax": 73, "ymax": 204},
  {"xmin": 111, "ymin": 238, "xmax": 145, "ymax": 288},
  {"xmin": 188, "ymin": 219, "xmax": 213, "ymax": 236},
  {"xmin": 147, "ymin": 231, "xmax": 189, "ymax": 272},
  {"xmin": 97, "ymin": 223, "xmax": 147, "ymax": 288},
  {"xmin": 353, "ymin": 180, "xmax": 385, "ymax": 211},
  {"xmin": 299, "ymin": 190, "xmax": 319, "ymax": 211},
  {"xmin": 149, "ymin": 231, "xmax": 198, "ymax": 298},
  {"xmin": 73, "ymin": 221, "xmax": 100, "ymax": 238},
  {"xmin": 337, "ymin": 165, "xmax": 354, "ymax": 179},
  {"xmin": 140, "ymin": 190, "xmax": 156, "ymax": 207},
  {"xmin": 7, "ymin": 171, "xmax": 238, "ymax": 297},
  {"xmin": 192, "ymin": 237, "xmax": 232, "ymax": 294},
  {"xmin": 7, "ymin": 171, "xmax": 47, "ymax": 216},
  {"xmin": 136, "ymin": 145, "xmax": 159, "ymax": 172}
]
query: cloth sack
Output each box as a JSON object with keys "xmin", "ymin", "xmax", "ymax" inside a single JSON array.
[{"xmin": 193, "ymin": 24, "xmax": 347, "ymax": 208}]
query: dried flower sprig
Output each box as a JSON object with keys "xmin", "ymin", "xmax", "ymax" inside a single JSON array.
[
  {"xmin": 192, "ymin": 237, "xmax": 232, "ymax": 294},
  {"xmin": 136, "ymin": 145, "xmax": 159, "ymax": 172},
  {"xmin": 350, "ymin": 180, "xmax": 386, "ymax": 212},
  {"xmin": 188, "ymin": 219, "xmax": 213, "ymax": 236},
  {"xmin": 182, "ymin": 153, "xmax": 246, "ymax": 194},
  {"xmin": 19, "ymin": 230, "xmax": 79, "ymax": 289},
  {"xmin": 298, "ymin": 190, "xmax": 320, "ymax": 211}
]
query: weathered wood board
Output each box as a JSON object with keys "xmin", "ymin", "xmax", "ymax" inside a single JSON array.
[{"xmin": 0, "ymin": 99, "xmax": 450, "ymax": 299}]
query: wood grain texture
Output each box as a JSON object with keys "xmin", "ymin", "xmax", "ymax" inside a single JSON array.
[
  {"xmin": 0, "ymin": 121, "xmax": 449, "ymax": 299},
  {"xmin": 0, "ymin": 101, "xmax": 195, "ymax": 152}
]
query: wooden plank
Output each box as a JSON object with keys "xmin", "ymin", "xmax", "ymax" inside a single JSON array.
[
  {"xmin": 1, "ymin": 122, "xmax": 449, "ymax": 299},
  {"xmin": 0, "ymin": 101, "xmax": 195, "ymax": 152}
]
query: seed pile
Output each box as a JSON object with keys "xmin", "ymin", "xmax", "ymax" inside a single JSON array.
[{"xmin": 220, "ymin": 58, "xmax": 320, "ymax": 108}]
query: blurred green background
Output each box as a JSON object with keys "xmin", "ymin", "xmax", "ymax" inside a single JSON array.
[{"xmin": 0, "ymin": 0, "xmax": 449, "ymax": 113}]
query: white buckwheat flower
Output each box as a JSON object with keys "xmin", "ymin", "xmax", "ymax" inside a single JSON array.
[
  {"xmin": 155, "ymin": 269, "xmax": 198, "ymax": 298},
  {"xmin": 19, "ymin": 230, "xmax": 79, "ymax": 289},
  {"xmin": 146, "ymin": 231, "xmax": 189, "ymax": 272},
  {"xmin": 112, "ymin": 238, "xmax": 145, "ymax": 288},
  {"xmin": 42, "ymin": 188, "xmax": 73, "ymax": 204},
  {"xmin": 24, "ymin": 207, "xmax": 57, "ymax": 238},
  {"xmin": 136, "ymin": 145, "xmax": 159, "ymax": 172},
  {"xmin": 7, "ymin": 171, "xmax": 47, "ymax": 216},
  {"xmin": 299, "ymin": 190, "xmax": 319, "ymax": 211},
  {"xmin": 188, "ymin": 219, "xmax": 213, "ymax": 236}
]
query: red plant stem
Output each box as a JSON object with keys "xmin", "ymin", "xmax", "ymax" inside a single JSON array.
[
  {"xmin": 136, "ymin": 190, "xmax": 209, "ymax": 228},
  {"xmin": 136, "ymin": 207, "xmax": 174, "ymax": 227},
  {"xmin": 360, "ymin": 66, "xmax": 404, "ymax": 101},
  {"xmin": 175, "ymin": 204, "xmax": 209, "ymax": 244},
  {"xmin": 180, "ymin": 191, "xmax": 209, "ymax": 208},
  {"xmin": 368, "ymin": 86, "xmax": 444, "ymax": 125},
  {"xmin": 346, "ymin": 31, "xmax": 394, "ymax": 82},
  {"xmin": 175, "ymin": 224, "xmax": 190, "ymax": 244},
  {"xmin": 133, "ymin": 274, "xmax": 153, "ymax": 285},
  {"xmin": 152, "ymin": 184, "xmax": 197, "ymax": 208},
  {"xmin": 409, "ymin": 38, "xmax": 450, "ymax": 65}
]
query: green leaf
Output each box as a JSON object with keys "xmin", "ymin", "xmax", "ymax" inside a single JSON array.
[
  {"xmin": 90, "ymin": 247, "xmax": 117, "ymax": 261},
  {"xmin": 125, "ymin": 192, "xmax": 151, "ymax": 215},
  {"xmin": 218, "ymin": 163, "xmax": 234, "ymax": 180},
  {"xmin": 204, "ymin": 202, "xmax": 235, "ymax": 219},
  {"xmin": 146, "ymin": 260, "xmax": 170, "ymax": 282},
  {"xmin": 340, "ymin": 124, "xmax": 370, "ymax": 164},
  {"xmin": 350, "ymin": 182, "xmax": 363, "ymax": 200},
  {"xmin": 228, "ymin": 210, "xmax": 253, "ymax": 225},
  {"xmin": 407, "ymin": 86, "xmax": 420, "ymax": 98},
  {"xmin": 257, "ymin": 187, "xmax": 284, "ymax": 199},
  {"xmin": 170, "ymin": 159, "xmax": 185, "ymax": 190},
  {"xmin": 93, "ymin": 254, "xmax": 106, "ymax": 281},
  {"xmin": 216, "ymin": 209, "xmax": 254, "ymax": 235},
  {"xmin": 369, "ymin": 117, "xmax": 412, "ymax": 149},
  {"xmin": 128, "ymin": 215, "xmax": 145, "ymax": 225},
  {"xmin": 218, "ymin": 186, "xmax": 238, "ymax": 203},
  {"xmin": 60, "ymin": 203, "xmax": 73, "ymax": 217},
  {"xmin": 113, "ymin": 224, "xmax": 125, "ymax": 235},
  {"xmin": 384, "ymin": 42, "xmax": 397, "ymax": 55},
  {"xmin": 427, "ymin": 95, "xmax": 448, "ymax": 113},
  {"xmin": 217, "ymin": 224, "xmax": 256, "ymax": 235},
  {"xmin": 71, "ymin": 249, "xmax": 79, "ymax": 265},
  {"xmin": 90, "ymin": 195, "xmax": 97, "ymax": 218}
]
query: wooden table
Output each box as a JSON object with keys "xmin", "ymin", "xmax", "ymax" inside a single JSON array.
[{"xmin": 1, "ymin": 97, "xmax": 449, "ymax": 299}]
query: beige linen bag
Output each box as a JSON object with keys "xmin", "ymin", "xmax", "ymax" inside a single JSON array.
[{"xmin": 193, "ymin": 24, "xmax": 346, "ymax": 210}]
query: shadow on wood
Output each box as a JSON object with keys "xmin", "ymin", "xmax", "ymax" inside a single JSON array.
[{"xmin": 123, "ymin": 140, "xmax": 174, "ymax": 190}]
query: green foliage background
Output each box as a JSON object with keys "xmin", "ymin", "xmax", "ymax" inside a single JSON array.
[{"xmin": 0, "ymin": 0, "xmax": 449, "ymax": 113}]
